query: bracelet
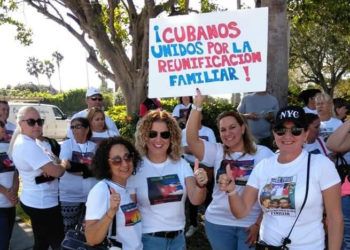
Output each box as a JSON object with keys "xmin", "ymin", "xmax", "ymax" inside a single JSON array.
[
  {"xmin": 226, "ymin": 188, "xmax": 238, "ymax": 196},
  {"xmin": 191, "ymin": 104, "xmax": 202, "ymax": 111}
]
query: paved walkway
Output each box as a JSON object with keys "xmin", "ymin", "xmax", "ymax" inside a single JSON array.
[{"xmin": 10, "ymin": 220, "xmax": 34, "ymax": 250}]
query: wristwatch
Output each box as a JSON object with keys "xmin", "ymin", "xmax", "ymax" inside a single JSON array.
[{"xmin": 191, "ymin": 104, "xmax": 202, "ymax": 111}]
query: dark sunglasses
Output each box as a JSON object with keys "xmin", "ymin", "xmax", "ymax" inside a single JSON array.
[
  {"xmin": 273, "ymin": 127, "xmax": 303, "ymax": 136},
  {"xmin": 148, "ymin": 130, "xmax": 171, "ymax": 139},
  {"xmin": 90, "ymin": 96, "xmax": 103, "ymax": 101},
  {"xmin": 109, "ymin": 153, "xmax": 134, "ymax": 166},
  {"xmin": 22, "ymin": 118, "xmax": 45, "ymax": 127},
  {"xmin": 0, "ymin": 121, "xmax": 5, "ymax": 128},
  {"xmin": 70, "ymin": 124, "xmax": 86, "ymax": 130}
]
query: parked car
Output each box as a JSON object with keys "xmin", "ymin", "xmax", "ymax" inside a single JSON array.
[{"xmin": 8, "ymin": 102, "xmax": 68, "ymax": 140}]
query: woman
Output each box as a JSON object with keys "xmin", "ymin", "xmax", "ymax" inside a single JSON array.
[
  {"xmin": 172, "ymin": 96, "xmax": 193, "ymax": 129},
  {"xmin": 186, "ymin": 89, "xmax": 274, "ymax": 250},
  {"xmin": 315, "ymin": 92, "xmax": 343, "ymax": 141},
  {"xmin": 11, "ymin": 106, "xmax": 67, "ymax": 250},
  {"xmin": 303, "ymin": 113, "xmax": 329, "ymax": 156},
  {"xmin": 0, "ymin": 119, "xmax": 18, "ymax": 249},
  {"xmin": 298, "ymin": 89, "xmax": 321, "ymax": 114},
  {"xmin": 327, "ymin": 120, "xmax": 350, "ymax": 249},
  {"xmin": 85, "ymin": 137, "xmax": 142, "ymax": 249},
  {"xmin": 59, "ymin": 117, "xmax": 97, "ymax": 232},
  {"xmin": 219, "ymin": 105, "xmax": 343, "ymax": 249},
  {"xmin": 87, "ymin": 107, "xmax": 119, "ymax": 144},
  {"xmin": 130, "ymin": 110, "xmax": 208, "ymax": 250}
]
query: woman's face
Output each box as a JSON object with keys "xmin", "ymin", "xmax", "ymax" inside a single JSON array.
[
  {"xmin": 71, "ymin": 120, "xmax": 89, "ymax": 143},
  {"xmin": 108, "ymin": 144, "xmax": 134, "ymax": 183},
  {"xmin": 316, "ymin": 99, "xmax": 332, "ymax": 118},
  {"xmin": 273, "ymin": 121, "xmax": 308, "ymax": 155},
  {"xmin": 336, "ymin": 106, "xmax": 348, "ymax": 120},
  {"xmin": 20, "ymin": 109, "xmax": 43, "ymax": 139},
  {"xmin": 219, "ymin": 116, "xmax": 245, "ymax": 151},
  {"xmin": 307, "ymin": 118, "xmax": 320, "ymax": 142},
  {"xmin": 146, "ymin": 121, "xmax": 170, "ymax": 158},
  {"xmin": 307, "ymin": 96, "xmax": 317, "ymax": 110},
  {"xmin": 181, "ymin": 96, "xmax": 191, "ymax": 105},
  {"xmin": 90, "ymin": 112, "xmax": 105, "ymax": 132}
]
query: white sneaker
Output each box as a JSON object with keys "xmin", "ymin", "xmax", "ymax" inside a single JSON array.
[{"xmin": 185, "ymin": 225, "xmax": 198, "ymax": 237}]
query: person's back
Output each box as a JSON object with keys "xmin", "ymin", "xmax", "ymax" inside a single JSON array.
[{"xmin": 238, "ymin": 92, "xmax": 279, "ymax": 149}]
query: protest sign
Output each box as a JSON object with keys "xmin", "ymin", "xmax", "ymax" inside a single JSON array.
[{"xmin": 148, "ymin": 8, "xmax": 268, "ymax": 98}]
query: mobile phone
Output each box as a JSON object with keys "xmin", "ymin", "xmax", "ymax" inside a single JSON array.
[{"xmin": 35, "ymin": 175, "xmax": 55, "ymax": 184}]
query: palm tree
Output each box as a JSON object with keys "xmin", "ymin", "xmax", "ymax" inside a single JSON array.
[
  {"xmin": 52, "ymin": 51, "xmax": 64, "ymax": 92},
  {"xmin": 43, "ymin": 60, "xmax": 55, "ymax": 90},
  {"xmin": 26, "ymin": 57, "xmax": 43, "ymax": 85}
]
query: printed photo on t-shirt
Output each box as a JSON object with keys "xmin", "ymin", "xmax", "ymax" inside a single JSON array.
[
  {"xmin": 179, "ymin": 108, "xmax": 190, "ymax": 119},
  {"xmin": 120, "ymin": 202, "xmax": 141, "ymax": 226},
  {"xmin": 0, "ymin": 152, "xmax": 15, "ymax": 173},
  {"xmin": 0, "ymin": 130, "xmax": 13, "ymax": 143},
  {"xmin": 199, "ymin": 135, "xmax": 209, "ymax": 141},
  {"xmin": 72, "ymin": 151, "xmax": 94, "ymax": 165},
  {"xmin": 260, "ymin": 176, "xmax": 297, "ymax": 217},
  {"xmin": 216, "ymin": 159, "xmax": 255, "ymax": 186},
  {"xmin": 147, "ymin": 174, "xmax": 183, "ymax": 205},
  {"xmin": 319, "ymin": 128, "xmax": 334, "ymax": 142}
]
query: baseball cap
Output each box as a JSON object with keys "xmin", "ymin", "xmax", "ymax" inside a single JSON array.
[
  {"xmin": 86, "ymin": 87, "xmax": 101, "ymax": 98},
  {"xmin": 274, "ymin": 106, "xmax": 306, "ymax": 129}
]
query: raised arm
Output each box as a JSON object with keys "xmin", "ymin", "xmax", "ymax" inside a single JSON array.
[
  {"xmin": 186, "ymin": 89, "xmax": 205, "ymax": 161},
  {"xmin": 327, "ymin": 120, "xmax": 350, "ymax": 153}
]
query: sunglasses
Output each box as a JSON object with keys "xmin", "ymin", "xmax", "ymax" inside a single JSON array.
[
  {"xmin": 22, "ymin": 118, "xmax": 45, "ymax": 127},
  {"xmin": 70, "ymin": 124, "xmax": 86, "ymax": 130},
  {"xmin": 273, "ymin": 127, "xmax": 303, "ymax": 136},
  {"xmin": 109, "ymin": 153, "xmax": 134, "ymax": 166},
  {"xmin": 148, "ymin": 130, "xmax": 171, "ymax": 139},
  {"xmin": 90, "ymin": 96, "xmax": 103, "ymax": 101}
]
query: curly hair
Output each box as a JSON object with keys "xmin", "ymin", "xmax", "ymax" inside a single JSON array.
[
  {"xmin": 86, "ymin": 107, "xmax": 107, "ymax": 131},
  {"xmin": 71, "ymin": 117, "xmax": 92, "ymax": 140},
  {"xmin": 91, "ymin": 136, "xmax": 141, "ymax": 180},
  {"xmin": 135, "ymin": 110, "xmax": 182, "ymax": 161},
  {"xmin": 216, "ymin": 111, "xmax": 257, "ymax": 155}
]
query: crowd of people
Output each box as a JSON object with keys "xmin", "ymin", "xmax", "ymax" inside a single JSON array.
[{"xmin": 0, "ymin": 86, "xmax": 349, "ymax": 250}]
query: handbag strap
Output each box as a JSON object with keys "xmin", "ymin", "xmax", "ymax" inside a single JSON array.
[
  {"xmin": 282, "ymin": 153, "xmax": 311, "ymax": 247},
  {"xmin": 316, "ymin": 137, "xmax": 328, "ymax": 156}
]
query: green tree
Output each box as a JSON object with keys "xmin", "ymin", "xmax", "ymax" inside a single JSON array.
[
  {"xmin": 288, "ymin": 0, "xmax": 350, "ymax": 96},
  {"xmin": 43, "ymin": 60, "xmax": 55, "ymax": 90},
  {"xmin": 26, "ymin": 57, "xmax": 43, "ymax": 85},
  {"xmin": 52, "ymin": 51, "xmax": 64, "ymax": 92}
]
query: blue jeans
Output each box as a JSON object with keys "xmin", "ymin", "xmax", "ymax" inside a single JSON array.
[
  {"xmin": 142, "ymin": 232, "xmax": 186, "ymax": 250},
  {"xmin": 0, "ymin": 207, "xmax": 16, "ymax": 250},
  {"xmin": 342, "ymin": 196, "xmax": 350, "ymax": 249},
  {"xmin": 205, "ymin": 220, "xmax": 253, "ymax": 250}
]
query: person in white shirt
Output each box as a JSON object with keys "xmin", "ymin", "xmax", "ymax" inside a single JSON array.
[
  {"xmin": 0, "ymin": 119, "xmax": 18, "ymax": 250},
  {"xmin": 298, "ymin": 89, "xmax": 321, "ymax": 114},
  {"xmin": 59, "ymin": 117, "xmax": 97, "ymax": 232},
  {"xmin": 130, "ymin": 110, "xmax": 208, "ymax": 250},
  {"xmin": 87, "ymin": 107, "xmax": 119, "ymax": 145},
  {"xmin": 67, "ymin": 87, "xmax": 119, "ymax": 138},
  {"xmin": 172, "ymin": 96, "xmax": 193, "ymax": 129},
  {"xmin": 85, "ymin": 137, "xmax": 143, "ymax": 250},
  {"xmin": 186, "ymin": 89, "xmax": 274, "ymax": 250},
  {"xmin": 303, "ymin": 113, "xmax": 329, "ymax": 156},
  {"xmin": 219, "ymin": 105, "xmax": 343, "ymax": 250},
  {"xmin": 11, "ymin": 106, "xmax": 68, "ymax": 250},
  {"xmin": 0, "ymin": 101, "xmax": 16, "ymax": 143}
]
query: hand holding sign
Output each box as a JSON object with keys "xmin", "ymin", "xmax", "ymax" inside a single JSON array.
[
  {"xmin": 194, "ymin": 88, "xmax": 205, "ymax": 107},
  {"xmin": 218, "ymin": 164, "xmax": 236, "ymax": 194},
  {"xmin": 193, "ymin": 158, "xmax": 208, "ymax": 188}
]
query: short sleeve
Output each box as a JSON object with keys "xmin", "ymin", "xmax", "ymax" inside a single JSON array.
[
  {"xmin": 85, "ymin": 182, "xmax": 109, "ymax": 220},
  {"xmin": 317, "ymin": 156, "xmax": 340, "ymax": 190},
  {"xmin": 59, "ymin": 140, "xmax": 72, "ymax": 160},
  {"xmin": 201, "ymin": 140, "xmax": 221, "ymax": 167}
]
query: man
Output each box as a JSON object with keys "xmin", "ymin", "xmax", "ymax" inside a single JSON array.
[
  {"xmin": 0, "ymin": 101, "xmax": 16, "ymax": 142},
  {"xmin": 237, "ymin": 91, "xmax": 279, "ymax": 149},
  {"xmin": 67, "ymin": 87, "xmax": 119, "ymax": 138}
]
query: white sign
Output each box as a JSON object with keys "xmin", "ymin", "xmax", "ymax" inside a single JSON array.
[{"xmin": 148, "ymin": 8, "xmax": 268, "ymax": 98}]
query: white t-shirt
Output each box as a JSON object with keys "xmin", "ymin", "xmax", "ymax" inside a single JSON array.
[
  {"xmin": 303, "ymin": 106, "xmax": 318, "ymax": 114},
  {"xmin": 181, "ymin": 126, "xmax": 217, "ymax": 164},
  {"xmin": 67, "ymin": 109, "xmax": 119, "ymax": 138},
  {"xmin": 12, "ymin": 134, "xmax": 58, "ymax": 208},
  {"xmin": 172, "ymin": 103, "xmax": 192, "ymax": 118},
  {"xmin": 319, "ymin": 117, "xmax": 342, "ymax": 142},
  {"xmin": 128, "ymin": 156, "xmax": 193, "ymax": 233},
  {"xmin": 85, "ymin": 180, "xmax": 142, "ymax": 250},
  {"xmin": 59, "ymin": 139, "xmax": 97, "ymax": 202},
  {"xmin": 248, "ymin": 150, "xmax": 340, "ymax": 250},
  {"xmin": 201, "ymin": 141, "xmax": 274, "ymax": 227},
  {"xmin": 91, "ymin": 130, "xmax": 119, "ymax": 144},
  {"xmin": 2, "ymin": 121, "xmax": 16, "ymax": 143},
  {"xmin": 0, "ymin": 142, "xmax": 16, "ymax": 208},
  {"xmin": 303, "ymin": 137, "xmax": 329, "ymax": 156}
]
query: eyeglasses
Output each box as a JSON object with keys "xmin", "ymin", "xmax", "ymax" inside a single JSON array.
[
  {"xmin": 22, "ymin": 118, "xmax": 45, "ymax": 127},
  {"xmin": 273, "ymin": 127, "xmax": 304, "ymax": 136},
  {"xmin": 148, "ymin": 130, "xmax": 171, "ymax": 139},
  {"xmin": 108, "ymin": 153, "xmax": 134, "ymax": 166},
  {"xmin": 0, "ymin": 121, "xmax": 4, "ymax": 128},
  {"xmin": 90, "ymin": 96, "xmax": 103, "ymax": 101},
  {"xmin": 70, "ymin": 124, "xmax": 86, "ymax": 130}
]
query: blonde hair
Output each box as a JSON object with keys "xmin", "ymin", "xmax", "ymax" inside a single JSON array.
[
  {"xmin": 135, "ymin": 110, "xmax": 182, "ymax": 160},
  {"xmin": 315, "ymin": 92, "xmax": 335, "ymax": 117},
  {"xmin": 87, "ymin": 107, "xmax": 107, "ymax": 131}
]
